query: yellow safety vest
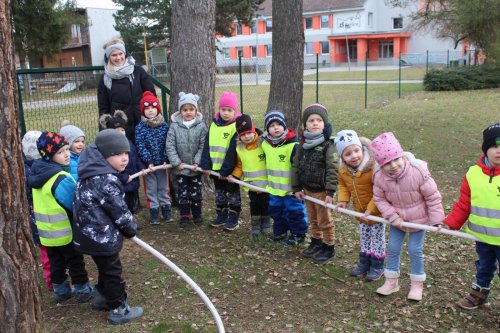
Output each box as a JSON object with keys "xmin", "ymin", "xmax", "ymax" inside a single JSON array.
[
  {"xmin": 236, "ymin": 144, "xmax": 267, "ymax": 191},
  {"xmin": 465, "ymin": 165, "xmax": 500, "ymax": 246},
  {"xmin": 261, "ymin": 140, "xmax": 297, "ymax": 196},
  {"xmin": 32, "ymin": 171, "xmax": 74, "ymax": 247},
  {"xmin": 209, "ymin": 122, "xmax": 237, "ymax": 171}
]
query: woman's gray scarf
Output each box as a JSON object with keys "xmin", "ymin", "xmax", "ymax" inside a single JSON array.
[
  {"xmin": 302, "ymin": 130, "xmax": 325, "ymax": 150},
  {"xmin": 103, "ymin": 56, "xmax": 136, "ymax": 90},
  {"xmin": 268, "ymin": 129, "xmax": 289, "ymax": 146}
]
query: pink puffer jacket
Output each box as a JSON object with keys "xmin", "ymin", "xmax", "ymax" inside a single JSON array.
[{"xmin": 372, "ymin": 152, "xmax": 444, "ymax": 232}]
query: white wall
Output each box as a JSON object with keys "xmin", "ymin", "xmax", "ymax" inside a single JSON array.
[{"xmin": 86, "ymin": 8, "xmax": 120, "ymax": 66}]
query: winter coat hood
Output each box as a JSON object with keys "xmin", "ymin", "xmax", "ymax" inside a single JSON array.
[
  {"xmin": 28, "ymin": 159, "xmax": 68, "ymax": 189},
  {"xmin": 170, "ymin": 110, "xmax": 204, "ymax": 125},
  {"xmin": 78, "ymin": 143, "xmax": 118, "ymax": 180}
]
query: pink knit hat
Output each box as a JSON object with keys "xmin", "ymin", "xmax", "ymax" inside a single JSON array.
[
  {"xmin": 371, "ymin": 132, "xmax": 404, "ymax": 166},
  {"xmin": 218, "ymin": 91, "xmax": 239, "ymax": 112}
]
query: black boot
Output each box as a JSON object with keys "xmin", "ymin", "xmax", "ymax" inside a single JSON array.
[
  {"xmin": 351, "ymin": 252, "xmax": 371, "ymax": 277},
  {"xmin": 149, "ymin": 208, "xmax": 160, "ymax": 225},
  {"xmin": 210, "ymin": 208, "xmax": 228, "ymax": 227},
  {"xmin": 302, "ymin": 237, "xmax": 324, "ymax": 257},
  {"xmin": 313, "ymin": 244, "xmax": 335, "ymax": 264},
  {"xmin": 161, "ymin": 205, "xmax": 173, "ymax": 222},
  {"xmin": 251, "ymin": 216, "xmax": 261, "ymax": 237},
  {"xmin": 224, "ymin": 209, "xmax": 240, "ymax": 231}
]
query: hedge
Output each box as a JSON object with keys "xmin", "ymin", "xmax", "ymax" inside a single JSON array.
[{"xmin": 423, "ymin": 64, "xmax": 500, "ymax": 91}]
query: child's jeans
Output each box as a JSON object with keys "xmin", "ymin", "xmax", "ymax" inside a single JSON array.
[
  {"xmin": 386, "ymin": 227, "xmax": 426, "ymax": 279},
  {"xmin": 475, "ymin": 241, "xmax": 500, "ymax": 288}
]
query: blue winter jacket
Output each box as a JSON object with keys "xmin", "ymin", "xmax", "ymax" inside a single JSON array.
[{"xmin": 135, "ymin": 119, "xmax": 169, "ymax": 166}]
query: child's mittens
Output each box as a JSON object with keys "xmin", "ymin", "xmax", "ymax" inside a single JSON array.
[{"xmin": 122, "ymin": 227, "xmax": 137, "ymax": 239}]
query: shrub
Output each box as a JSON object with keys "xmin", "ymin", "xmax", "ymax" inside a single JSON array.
[{"xmin": 423, "ymin": 64, "xmax": 500, "ymax": 91}]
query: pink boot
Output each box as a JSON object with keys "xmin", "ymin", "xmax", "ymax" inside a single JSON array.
[
  {"xmin": 376, "ymin": 271, "xmax": 400, "ymax": 296},
  {"xmin": 408, "ymin": 275, "xmax": 425, "ymax": 301}
]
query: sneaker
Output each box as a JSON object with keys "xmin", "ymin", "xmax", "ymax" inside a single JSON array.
[
  {"xmin": 52, "ymin": 280, "xmax": 72, "ymax": 304},
  {"xmin": 108, "ymin": 301, "xmax": 144, "ymax": 325},
  {"xmin": 282, "ymin": 234, "xmax": 306, "ymax": 247},
  {"xmin": 223, "ymin": 209, "xmax": 240, "ymax": 231},
  {"xmin": 268, "ymin": 233, "xmax": 287, "ymax": 243},
  {"xmin": 72, "ymin": 283, "xmax": 93, "ymax": 303}
]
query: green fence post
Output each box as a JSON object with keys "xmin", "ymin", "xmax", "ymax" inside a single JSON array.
[
  {"xmin": 426, "ymin": 50, "xmax": 429, "ymax": 73},
  {"xmin": 16, "ymin": 73, "xmax": 26, "ymax": 135},
  {"xmin": 150, "ymin": 76, "xmax": 170, "ymax": 118},
  {"xmin": 399, "ymin": 53, "xmax": 402, "ymax": 99},
  {"xmin": 239, "ymin": 55, "xmax": 243, "ymax": 114},
  {"xmin": 316, "ymin": 53, "xmax": 319, "ymax": 103},
  {"xmin": 364, "ymin": 51, "xmax": 368, "ymax": 110},
  {"xmin": 447, "ymin": 50, "xmax": 450, "ymax": 68}
]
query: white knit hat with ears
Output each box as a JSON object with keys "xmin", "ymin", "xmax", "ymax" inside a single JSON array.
[
  {"xmin": 334, "ymin": 129, "xmax": 362, "ymax": 157},
  {"xmin": 178, "ymin": 92, "xmax": 200, "ymax": 111},
  {"xmin": 22, "ymin": 130, "xmax": 42, "ymax": 160}
]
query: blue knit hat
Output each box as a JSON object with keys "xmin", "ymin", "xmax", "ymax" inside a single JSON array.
[{"xmin": 265, "ymin": 110, "xmax": 287, "ymax": 132}]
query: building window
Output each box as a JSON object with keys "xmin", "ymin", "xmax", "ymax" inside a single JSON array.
[
  {"xmin": 251, "ymin": 20, "xmax": 257, "ymax": 34},
  {"xmin": 237, "ymin": 47, "xmax": 243, "ymax": 57},
  {"xmin": 392, "ymin": 17, "xmax": 403, "ymax": 30},
  {"xmin": 251, "ymin": 46, "xmax": 257, "ymax": 58},
  {"xmin": 321, "ymin": 41, "xmax": 329, "ymax": 54},
  {"xmin": 71, "ymin": 24, "xmax": 81, "ymax": 40},
  {"xmin": 368, "ymin": 12, "xmax": 373, "ymax": 27},
  {"xmin": 305, "ymin": 42, "xmax": 314, "ymax": 55},
  {"xmin": 321, "ymin": 15, "xmax": 329, "ymax": 29},
  {"xmin": 379, "ymin": 41, "xmax": 394, "ymax": 58},
  {"xmin": 305, "ymin": 17, "xmax": 313, "ymax": 30},
  {"xmin": 236, "ymin": 23, "xmax": 243, "ymax": 35},
  {"xmin": 266, "ymin": 44, "xmax": 272, "ymax": 57},
  {"xmin": 223, "ymin": 48, "xmax": 230, "ymax": 59},
  {"xmin": 266, "ymin": 19, "xmax": 272, "ymax": 32}
]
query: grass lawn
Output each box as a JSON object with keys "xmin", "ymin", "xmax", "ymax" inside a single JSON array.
[
  {"xmin": 303, "ymin": 66, "xmax": 442, "ymax": 81},
  {"xmin": 38, "ymin": 88, "xmax": 500, "ymax": 332}
]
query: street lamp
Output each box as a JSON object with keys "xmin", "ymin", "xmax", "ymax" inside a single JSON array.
[{"xmin": 143, "ymin": 27, "xmax": 149, "ymax": 70}]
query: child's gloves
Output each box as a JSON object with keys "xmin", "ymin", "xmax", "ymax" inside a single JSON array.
[{"xmin": 122, "ymin": 228, "xmax": 136, "ymax": 239}]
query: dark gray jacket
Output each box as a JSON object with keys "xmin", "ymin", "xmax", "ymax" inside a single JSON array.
[
  {"xmin": 73, "ymin": 144, "xmax": 137, "ymax": 256},
  {"xmin": 165, "ymin": 111, "xmax": 208, "ymax": 176}
]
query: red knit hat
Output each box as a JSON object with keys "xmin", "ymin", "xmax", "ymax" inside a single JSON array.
[{"xmin": 140, "ymin": 91, "xmax": 161, "ymax": 116}]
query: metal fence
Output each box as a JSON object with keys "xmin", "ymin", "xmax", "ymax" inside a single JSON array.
[
  {"xmin": 17, "ymin": 50, "xmax": 478, "ymax": 138},
  {"xmin": 17, "ymin": 66, "xmax": 170, "ymax": 140}
]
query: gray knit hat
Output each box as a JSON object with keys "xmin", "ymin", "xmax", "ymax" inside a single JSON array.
[
  {"xmin": 95, "ymin": 129, "xmax": 130, "ymax": 158},
  {"xmin": 60, "ymin": 122, "xmax": 85, "ymax": 148},
  {"xmin": 22, "ymin": 130, "xmax": 42, "ymax": 160},
  {"xmin": 178, "ymin": 92, "xmax": 200, "ymax": 111}
]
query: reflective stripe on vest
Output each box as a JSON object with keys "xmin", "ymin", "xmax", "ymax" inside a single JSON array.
[
  {"xmin": 32, "ymin": 170, "xmax": 74, "ymax": 247},
  {"xmin": 209, "ymin": 122, "xmax": 237, "ymax": 171},
  {"xmin": 465, "ymin": 165, "xmax": 500, "ymax": 246},
  {"xmin": 236, "ymin": 144, "xmax": 268, "ymax": 192},
  {"xmin": 261, "ymin": 140, "xmax": 297, "ymax": 196}
]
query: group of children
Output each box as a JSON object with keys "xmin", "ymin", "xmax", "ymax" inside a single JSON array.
[{"xmin": 22, "ymin": 88, "xmax": 499, "ymax": 325}]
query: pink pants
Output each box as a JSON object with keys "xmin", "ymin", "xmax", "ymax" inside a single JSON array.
[{"xmin": 39, "ymin": 245, "xmax": 53, "ymax": 291}]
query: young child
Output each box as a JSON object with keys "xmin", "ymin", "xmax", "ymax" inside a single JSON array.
[
  {"xmin": 443, "ymin": 123, "xmax": 500, "ymax": 310},
  {"xmin": 59, "ymin": 121, "xmax": 85, "ymax": 181},
  {"xmin": 371, "ymin": 132, "xmax": 444, "ymax": 301},
  {"xmin": 201, "ymin": 91, "xmax": 242, "ymax": 231},
  {"xmin": 100, "ymin": 110, "xmax": 144, "ymax": 214},
  {"xmin": 225, "ymin": 114, "xmax": 271, "ymax": 237},
  {"xmin": 135, "ymin": 91, "xmax": 173, "ymax": 224},
  {"xmin": 261, "ymin": 110, "xmax": 308, "ymax": 246},
  {"xmin": 22, "ymin": 130, "xmax": 52, "ymax": 291},
  {"xmin": 334, "ymin": 130, "xmax": 385, "ymax": 280},
  {"xmin": 292, "ymin": 104, "xmax": 337, "ymax": 262},
  {"xmin": 166, "ymin": 92, "xmax": 208, "ymax": 228},
  {"xmin": 28, "ymin": 131, "xmax": 92, "ymax": 303},
  {"xmin": 73, "ymin": 129, "xmax": 143, "ymax": 325}
]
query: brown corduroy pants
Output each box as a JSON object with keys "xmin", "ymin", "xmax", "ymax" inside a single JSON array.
[{"xmin": 304, "ymin": 190, "xmax": 335, "ymax": 245}]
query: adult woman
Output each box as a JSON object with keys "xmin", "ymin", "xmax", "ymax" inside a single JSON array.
[{"xmin": 98, "ymin": 39, "xmax": 156, "ymax": 141}]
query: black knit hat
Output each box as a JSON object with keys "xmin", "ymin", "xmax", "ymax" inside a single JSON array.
[
  {"xmin": 37, "ymin": 131, "xmax": 68, "ymax": 161},
  {"xmin": 482, "ymin": 123, "xmax": 500, "ymax": 154},
  {"xmin": 95, "ymin": 129, "xmax": 130, "ymax": 158},
  {"xmin": 265, "ymin": 110, "xmax": 287, "ymax": 132},
  {"xmin": 302, "ymin": 103, "xmax": 329, "ymax": 127},
  {"xmin": 236, "ymin": 114, "xmax": 255, "ymax": 136}
]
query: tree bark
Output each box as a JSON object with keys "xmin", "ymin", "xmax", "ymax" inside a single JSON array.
[
  {"xmin": 0, "ymin": 0, "xmax": 43, "ymax": 332},
  {"xmin": 169, "ymin": 0, "xmax": 216, "ymax": 126},
  {"xmin": 267, "ymin": 0, "xmax": 304, "ymax": 131}
]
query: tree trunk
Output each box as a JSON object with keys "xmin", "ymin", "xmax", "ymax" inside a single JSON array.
[
  {"xmin": 169, "ymin": 0, "xmax": 216, "ymax": 126},
  {"xmin": 0, "ymin": 1, "xmax": 43, "ymax": 332},
  {"xmin": 267, "ymin": 0, "xmax": 304, "ymax": 131}
]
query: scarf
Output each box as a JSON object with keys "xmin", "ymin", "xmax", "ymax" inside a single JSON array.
[
  {"xmin": 183, "ymin": 119, "xmax": 196, "ymax": 128},
  {"xmin": 268, "ymin": 129, "xmax": 289, "ymax": 146},
  {"xmin": 103, "ymin": 56, "xmax": 136, "ymax": 90},
  {"xmin": 142, "ymin": 113, "xmax": 165, "ymax": 128},
  {"xmin": 302, "ymin": 130, "xmax": 325, "ymax": 150}
]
